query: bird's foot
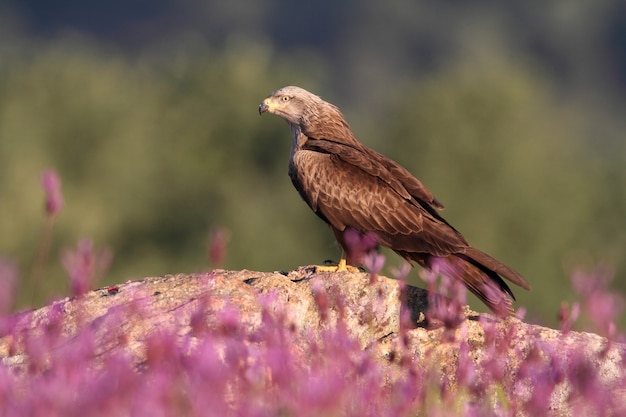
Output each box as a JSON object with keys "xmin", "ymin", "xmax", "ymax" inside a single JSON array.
[{"xmin": 314, "ymin": 258, "xmax": 361, "ymax": 273}]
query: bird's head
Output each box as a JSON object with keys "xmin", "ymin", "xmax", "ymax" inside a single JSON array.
[{"xmin": 258, "ymin": 86, "xmax": 323, "ymax": 126}]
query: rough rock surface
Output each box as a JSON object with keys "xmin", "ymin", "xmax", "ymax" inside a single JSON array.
[{"xmin": 1, "ymin": 267, "xmax": 624, "ymax": 415}]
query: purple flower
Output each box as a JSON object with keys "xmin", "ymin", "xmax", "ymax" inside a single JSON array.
[
  {"xmin": 455, "ymin": 326, "xmax": 477, "ymax": 388},
  {"xmin": 0, "ymin": 260, "xmax": 17, "ymax": 315},
  {"xmin": 363, "ymin": 252, "xmax": 386, "ymax": 277},
  {"xmin": 571, "ymin": 265, "xmax": 624, "ymax": 337},
  {"xmin": 41, "ymin": 170, "xmax": 64, "ymax": 217},
  {"xmin": 312, "ymin": 278, "xmax": 330, "ymax": 321},
  {"xmin": 390, "ymin": 261, "xmax": 411, "ymax": 282},
  {"xmin": 421, "ymin": 262, "xmax": 466, "ymax": 330},
  {"xmin": 208, "ymin": 226, "xmax": 230, "ymax": 268},
  {"xmin": 558, "ymin": 301, "xmax": 580, "ymax": 333},
  {"xmin": 62, "ymin": 239, "xmax": 113, "ymax": 297},
  {"xmin": 343, "ymin": 228, "xmax": 379, "ymax": 266}
]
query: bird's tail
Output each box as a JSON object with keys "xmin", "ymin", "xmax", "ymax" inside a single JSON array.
[{"xmin": 406, "ymin": 247, "xmax": 531, "ymax": 317}]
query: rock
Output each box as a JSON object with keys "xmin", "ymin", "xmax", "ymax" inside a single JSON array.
[{"xmin": 0, "ymin": 267, "xmax": 624, "ymax": 415}]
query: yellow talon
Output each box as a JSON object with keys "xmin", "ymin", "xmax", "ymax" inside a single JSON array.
[{"xmin": 314, "ymin": 257, "xmax": 361, "ymax": 273}]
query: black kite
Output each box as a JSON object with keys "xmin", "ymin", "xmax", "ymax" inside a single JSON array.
[{"xmin": 259, "ymin": 86, "xmax": 531, "ymax": 315}]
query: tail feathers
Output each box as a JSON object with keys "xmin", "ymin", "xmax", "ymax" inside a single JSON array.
[
  {"xmin": 405, "ymin": 248, "xmax": 530, "ymax": 317},
  {"xmin": 462, "ymin": 247, "xmax": 531, "ymax": 291},
  {"xmin": 432, "ymin": 254, "xmax": 515, "ymax": 316}
]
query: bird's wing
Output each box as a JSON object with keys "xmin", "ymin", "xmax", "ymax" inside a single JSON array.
[
  {"xmin": 303, "ymin": 138, "xmax": 444, "ymax": 209},
  {"xmin": 294, "ymin": 139, "xmax": 468, "ymax": 256}
]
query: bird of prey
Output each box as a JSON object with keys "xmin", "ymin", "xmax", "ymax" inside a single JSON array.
[{"xmin": 258, "ymin": 86, "xmax": 531, "ymax": 315}]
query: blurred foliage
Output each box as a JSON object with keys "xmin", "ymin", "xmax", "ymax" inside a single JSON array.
[
  {"xmin": 0, "ymin": 35, "xmax": 328, "ymax": 304},
  {"xmin": 379, "ymin": 64, "xmax": 626, "ymax": 319},
  {"xmin": 0, "ymin": 8, "xmax": 625, "ymax": 325}
]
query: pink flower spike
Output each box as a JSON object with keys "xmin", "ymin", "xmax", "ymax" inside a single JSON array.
[
  {"xmin": 208, "ymin": 226, "xmax": 230, "ymax": 268},
  {"xmin": 344, "ymin": 228, "xmax": 379, "ymax": 265},
  {"xmin": 41, "ymin": 169, "xmax": 64, "ymax": 217},
  {"xmin": 363, "ymin": 252, "xmax": 385, "ymax": 275},
  {"xmin": 62, "ymin": 239, "xmax": 113, "ymax": 297},
  {"xmin": 0, "ymin": 259, "xmax": 17, "ymax": 315}
]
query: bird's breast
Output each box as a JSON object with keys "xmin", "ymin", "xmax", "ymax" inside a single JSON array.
[
  {"xmin": 288, "ymin": 149, "xmax": 336, "ymax": 212},
  {"xmin": 289, "ymin": 149, "xmax": 327, "ymax": 181}
]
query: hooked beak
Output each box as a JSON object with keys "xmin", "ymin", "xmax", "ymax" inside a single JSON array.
[{"xmin": 258, "ymin": 98, "xmax": 270, "ymax": 115}]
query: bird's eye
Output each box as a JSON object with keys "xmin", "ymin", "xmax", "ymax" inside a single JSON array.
[{"xmin": 281, "ymin": 96, "xmax": 290, "ymax": 102}]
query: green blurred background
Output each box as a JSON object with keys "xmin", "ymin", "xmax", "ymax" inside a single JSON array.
[{"xmin": 0, "ymin": 1, "xmax": 625, "ymax": 324}]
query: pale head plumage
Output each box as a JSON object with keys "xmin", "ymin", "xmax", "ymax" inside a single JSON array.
[
  {"xmin": 259, "ymin": 86, "xmax": 340, "ymax": 127},
  {"xmin": 259, "ymin": 86, "xmax": 356, "ymax": 147}
]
